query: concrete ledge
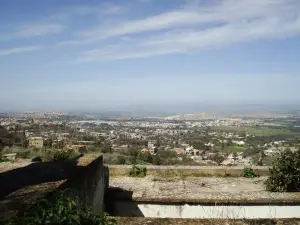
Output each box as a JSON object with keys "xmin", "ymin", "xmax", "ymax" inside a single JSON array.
[
  {"xmin": 108, "ymin": 165, "xmax": 270, "ymax": 177},
  {"xmin": 109, "ymin": 177, "xmax": 300, "ymax": 205},
  {"xmin": 114, "ymin": 217, "xmax": 300, "ymax": 225}
]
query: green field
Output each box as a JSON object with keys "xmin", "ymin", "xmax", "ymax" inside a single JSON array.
[
  {"xmin": 224, "ymin": 145, "xmax": 245, "ymax": 152},
  {"xmin": 216, "ymin": 126, "xmax": 299, "ymax": 137}
]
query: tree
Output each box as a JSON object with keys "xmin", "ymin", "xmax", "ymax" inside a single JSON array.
[
  {"xmin": 116, "ymin": 156, "xmax": 126, "ymax": 165},
  {"xmin": 265, "ymin": 149, "xmax": 300, "ymax": 192},
  {"xmin": 233, "ymin": 152, "xmax": 238, "ymax": 159},
  {"xmin": 152, "ymin": 155, "xmax": 161, "ymax": 165}
]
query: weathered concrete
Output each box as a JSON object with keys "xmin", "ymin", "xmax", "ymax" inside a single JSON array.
[
  {"xmin": 114, "ymin": 202, "xmax": 300, "ymax": 218},
  {"xmin": 109, "ymin": 177, "xmax": 300, "ymax": 204},
  {"xmin": 0, "ymin": 154, "xmax": 107, "ymax": 221},
  {"xmin": 109, "ymin": 165, "xmax": 270, "ymax": 177},
  {"xmin": 58, "ymin": 155, "xmax": 108, "ymax": 214},
  {"xmin": 115, "ymin": 217, "xmax": 300, "ymax": 225}
]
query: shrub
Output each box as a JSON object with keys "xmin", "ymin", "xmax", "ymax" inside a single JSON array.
[
  {"xmin": 129, "ymin": 165, "xmax": 147, "ymax": 177},
  {"xmin": 265, "ymin": 149, "xmax": 300, "ymax": 192},
  {"xmin": 44, "ymin": 150, "xmax": 77, "ymax": 162},
  {"xmin": 116, "ymin": 156, "xmax": 126, "ymax": 165},
  {"xmin": 243, "ymin": 167, "xmax": 258, "ymax": 178},
  {"xmin": 4, "ymin": 191, "xmax": 117, "ymax": 225},
  {"xmin": 16, "ymin": 150, "xmax": 31, "ymax": 159}
]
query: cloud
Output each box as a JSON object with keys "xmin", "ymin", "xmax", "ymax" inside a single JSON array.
[
  {"xmin": 62, "ymin": 2, "xmax": 125, "ymax": 16},
  {"xmin": 1, "ymin": 0, "xmax": 300, "ymax": 59},
  {"xmin": 0, "ymin": 45, "xmax": 44, "ymax": 56},
  {"xmin": 0, "ymin": 23, "xmax": 63, "ymax": 41},
  {"xmin": 80, "ymin": 0, "xmax": 299, "ymax": 40},
  {"xmin": 76, "ymin": 0, "xmax": 300, "ymax": 60}
]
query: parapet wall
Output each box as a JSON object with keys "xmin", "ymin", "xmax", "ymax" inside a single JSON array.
[
  {"xmin": 109, "ymin": 165, "xmax": 269, "ymax": 177},
  {"xmin": 115, "ymin": 217, "xmax": 300, "ymax": 225},
  {"xmin": 59, "ymin": 155, "xmax": 108, "ymax": 214}
]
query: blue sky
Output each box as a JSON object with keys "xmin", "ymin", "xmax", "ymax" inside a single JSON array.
[{"xmin": 1, "ymin": 0, "xmax": 300, "ymax": 111}]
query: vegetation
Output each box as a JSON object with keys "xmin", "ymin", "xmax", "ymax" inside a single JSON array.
[
  {"xmin": 243, "ymin": 167, "xmax": 258, "ymax": 178},
  {"xmin": 4, "ymin": 191, "xmax": 117, "ymax": 225},
  {"xmin": 44, "ymin": 150, "xmax": 76, "ymax": 162},
  {"xmin": 265, "ymin": 149, "xmax": 300, "ymax": 192},
  {"xmin": 216, "ymin": 126, "xmax": 299, "ymax": 137},
  {"xmin": 224, "ymin": 145, "xmax": 245, "ymax": 152},
  {"xmin": 129, "ymin": 165, "xmax": 147, "ymax": 177}
]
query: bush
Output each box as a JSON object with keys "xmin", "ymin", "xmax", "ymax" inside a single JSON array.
[
  {"xmin": 129, "ymin": 165, "xmax": 147, "ymax": 177},
  {"xmin": 44, "ymin": 150, "xmax": 77, "ymax": 162},
  {"xmin": 4, "ymin": 191, "xmax": 117, "ymax": 225},
  {"xmin": 243, "ymin": 167, "xmax": 258, "ymax": 178},
  {"xmin": 16, "ymin": 150, "xmax": 31, "ymax": 159},
  {"xmin": 116, "ymin": 156, "xmax": 126, "ymax": 165},
  {"xmin": 265, "ymin": 149, "xmax": 300, "ymax": 192}
]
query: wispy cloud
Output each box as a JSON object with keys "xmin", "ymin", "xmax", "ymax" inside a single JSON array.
[
  {"xmin": 62, "ymin": 2, "xmax": 125, "ymax": 17},
  {"xmin": 1, "ymin": 0, "xmax": 300, "ymax": 59},
  {"xmin": 0, "ymin": 23, "xmax": 63, "ymax": 41},
  {"xmin": 76, "ymin": 0, "xmax": 300, "ymax": 61},
  {"xmin": 80, "ymin": 0, "xmax": 299, "ymax": 39},
  {"xmin": 0, "ymin": 45, "xmax": 43, "ymax": 56}
]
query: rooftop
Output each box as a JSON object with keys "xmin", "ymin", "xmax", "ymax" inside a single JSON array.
[{"xmin": 109, "ymin": 176, "xmax": 300, "ymax": 204}]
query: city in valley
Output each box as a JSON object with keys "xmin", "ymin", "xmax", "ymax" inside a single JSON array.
[{"xmin": 1, "ymin": 110, "xmax": 300, "ymax": 167}]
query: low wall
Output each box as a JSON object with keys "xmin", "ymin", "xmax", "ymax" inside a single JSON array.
[
  {"xmin": 113, "ymin": 202, "xmax": 300, "ymax": 218},
  {"xmin": 108, "ymin": 165, "xmax": 269, "ymax": 177},
  {"xmin": 59, "ymin": 155, "xmax": 108, "ymax": 214},
  {"xmin": 115, "ymin": 217, "xmax": 300, "ymax": 225}
]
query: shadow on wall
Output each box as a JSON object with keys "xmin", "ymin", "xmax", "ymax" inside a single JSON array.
[
  {"xmin": 105, "ymin": 187, "xmax": 144, "ymax": 217},
  {"xmin": 0, "ymin": 154, "xmax": 84, "ymax": 200}
]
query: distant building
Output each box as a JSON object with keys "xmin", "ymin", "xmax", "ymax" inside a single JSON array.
[
  {"xmin": 140, "ymin": 147, "xmax": 157, "ymax": 155},
  {"xmin": 28, "ymin": 137, "xmax": 44, "ymax": 149},
  {"xmin": 70, "ymin": 145, "xmax": 87, "ymax": 153}
]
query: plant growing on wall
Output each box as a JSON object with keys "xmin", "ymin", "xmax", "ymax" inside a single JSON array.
[
  {"xmin": 243, "ymin": 167, "xmax": 258, "ymax": 178},
  {"xmin": 265, "ymin": 149, "xmax": 300, "ymax": 192},
  {"xmin": 129, "ymin": 165, "xmax": 147, "ymax": 177}
]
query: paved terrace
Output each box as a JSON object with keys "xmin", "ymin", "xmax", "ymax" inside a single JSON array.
[{"xmin": 109, "ymin": 176, "xmax": 300, "ymax": 204}]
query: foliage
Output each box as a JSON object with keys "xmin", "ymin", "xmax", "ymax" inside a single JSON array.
[
  {"xmin": 4, "ymin": 191, "xmax": 117, "ymax": 225},
  {"xmin": 210, "ymin": 153, "xmax": 225, "ymax": 165},
  {"xmin": 265, "ymin": 149, "xmax": 300, "ymax": 192},
  {"xmin": 129, "ymin": 165, "xmax": 147, "ymax": 177},
  {"xmin": 128, "ymin": 147, "xmax": 139, "ymax": 157},
  {"xmin": 137, "ymin": 152, "xmax": 153, "ymax": 164},
  {"xmin": 243, "ymin": 148, "xmax": 261, "ymax": 157},
  {"xmin": 44, "ymin": 150, "xmax": 75, "ymax": 162},
  {"xmin": 16, "ymin": 150, "xmax": 31, "ymax": 159},
  {"xmin": 100, "ymin": 143, "xmax": 112, "ymax": 154},
  {"xmin": 152, "ymin": 155, "xmax": 162, "ymax": 165},
  {"xmin": 116, "ymin": 156, "xmax": 126, "ymax": 165},
  {"xmin": 243, "ymin": 167, "xmax": 258, "ymax": 178},
  {"xmin": 224, "ymin": 145, "xmax": 245, "ymax": 152}
]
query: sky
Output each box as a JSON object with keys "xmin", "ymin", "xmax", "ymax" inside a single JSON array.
[{"xmin": 1, "ymin": 0, "xmax": 300, "ymax": 112}]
